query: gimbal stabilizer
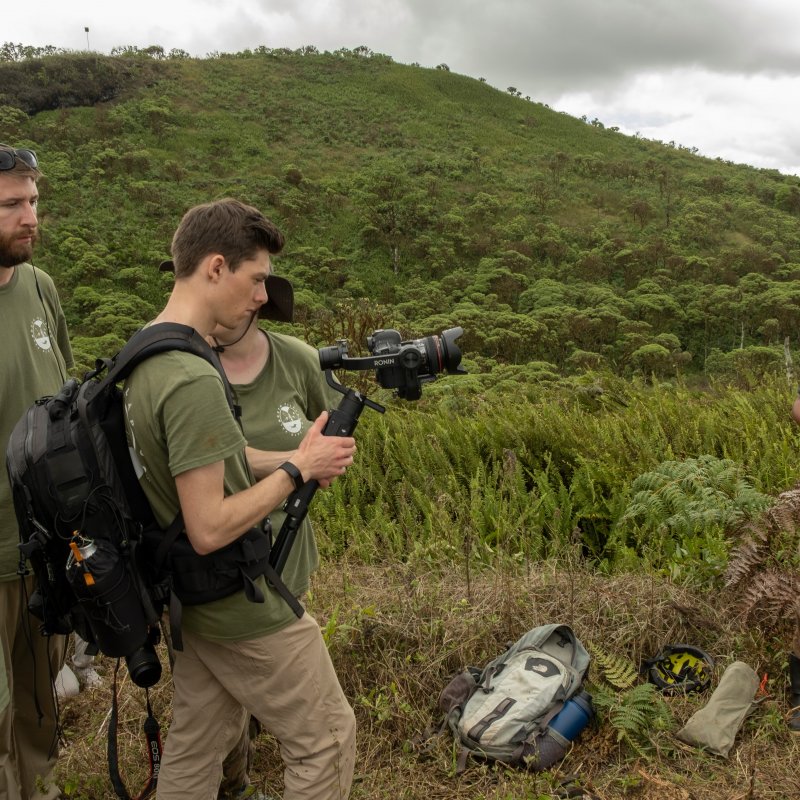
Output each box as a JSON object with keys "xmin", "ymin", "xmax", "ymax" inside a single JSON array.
[
  {"xmin": 269, "ymin": 374, "xmax": 384, "ymax": 575},
  {"xmin": 268, "ymin": 326, "xmax": 465, "ymax": 575}
]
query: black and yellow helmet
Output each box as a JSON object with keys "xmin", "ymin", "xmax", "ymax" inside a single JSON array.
[{"xmin": 644, "ymin": 644, "xmax": 714, "ymax": 693}]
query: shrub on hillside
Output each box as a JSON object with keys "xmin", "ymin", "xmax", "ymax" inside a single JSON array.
[{"xmin": 0, "ymin": 53, "xmax": 163, "ymax": 114}]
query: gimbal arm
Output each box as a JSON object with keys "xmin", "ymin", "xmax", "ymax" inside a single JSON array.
[{"xmin": 268, "ymin": 372, "xmax": 384, "ymax": 577}]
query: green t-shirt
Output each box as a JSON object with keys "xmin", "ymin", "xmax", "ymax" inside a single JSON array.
[
  {"xmin": 123, "ymin": 349, "xmax": 296, "ymax": 641},
  {"xmin": 0, "ymin": 264, "xmax": 73, "ymax": 580},
  {"xmin": 234, "ymin": 331, "xmax": 340, "ymax": 596}
]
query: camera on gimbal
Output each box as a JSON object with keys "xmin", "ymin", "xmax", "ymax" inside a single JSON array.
[
  {"xmin": 270, "ymin": 326, "xmax": 466, "ymax": 576},
  {"xmin": 318, "ymin": 326, "xmax": 466, "ymax": 400}
]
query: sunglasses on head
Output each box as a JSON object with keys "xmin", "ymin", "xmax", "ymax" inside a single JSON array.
[{"xmin": 0, "ymin": 147, "xmax": 38, "ymax": 171}]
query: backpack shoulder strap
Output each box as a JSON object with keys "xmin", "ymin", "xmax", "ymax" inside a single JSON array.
[{"xmin": 99, "ymin": 322, "xmax": 239, "ymax": 417}]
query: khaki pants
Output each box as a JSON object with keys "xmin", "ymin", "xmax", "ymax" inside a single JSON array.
[
  {"xmin": 219, "ymin": 716, "xmax": 258, "ymax": 798},
  {"xmin": 0, "ymin": 576, "xmax": 65, "ymax": 800},
  {"xmin": 157, "ymin": 613, "xmax": 356, "ymax": 800}
]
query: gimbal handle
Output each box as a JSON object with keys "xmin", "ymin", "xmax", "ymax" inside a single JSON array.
[{"xmin": 268, "ymin": 373, "xmax": 384, "ymax": 577}]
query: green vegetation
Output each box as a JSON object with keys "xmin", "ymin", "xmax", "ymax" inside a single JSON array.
[
  {"xmin": 312, "ymin": 376, "xmax": 799, "ymax": 575},
  {"xmin": 2, "ymin": 46, "xmax": 799, "ymax": 381},
  {"xmin": 4, "ymin": 43, "xmax": 800, "ymax": 799}
]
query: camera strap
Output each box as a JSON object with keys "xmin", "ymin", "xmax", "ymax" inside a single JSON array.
[{"xmin": 107, "ymin": 659, "xmax": 163, "ymax": 800}]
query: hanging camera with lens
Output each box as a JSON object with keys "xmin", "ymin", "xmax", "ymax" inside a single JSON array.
[{"xmin": 65, "ymin": 535, "xmax": 162, "ymax": 688}]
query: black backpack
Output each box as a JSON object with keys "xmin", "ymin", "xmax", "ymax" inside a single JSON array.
[
  {"xmin": 7, "ymin": 323, "xmax": 307, "ymax": 800},
  {"xmin": 5, "ymin": 322, "xmax": 304, "ymax": 688}
]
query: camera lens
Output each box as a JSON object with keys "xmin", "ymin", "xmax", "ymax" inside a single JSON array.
[
  {"xmin": 420, "ymin": 327, "xmax": 465, "ymax": 376},
  {"xmin": 125, "ymin": 644, "xmax": 162, "ymax": 688},
  {"xmin": 439, "ymin": 327, "xmax": 466, "ymax": 374},
  {"xmin": 318, "ymin": 342, "xmax": 346, "ymax": 370}
]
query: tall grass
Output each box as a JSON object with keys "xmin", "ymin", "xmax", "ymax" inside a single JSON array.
[{"xmin": 313, "ymin": 376, "xmax": 800, "ymax": 581}]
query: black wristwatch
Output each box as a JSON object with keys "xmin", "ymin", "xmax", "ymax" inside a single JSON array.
[{"xmin": 277, "ymin": 461, "xmax": 304, "ymax": 491}]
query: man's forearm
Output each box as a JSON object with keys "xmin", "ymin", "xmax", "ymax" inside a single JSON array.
[
  {"xmin": 245, "ymin": 446, "xmax": 298, "ymax": 480},
  {"xmin": 177, "ymin": 463, "xmax": 298, "ymax": 555},
  {"xmin": 176, "ymin": 411, "xmax": 353, "ymax": 555}
]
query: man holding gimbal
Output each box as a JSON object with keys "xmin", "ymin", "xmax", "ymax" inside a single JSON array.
[
  {"xmin": 124, "ymin": 198, "xmax": 356, "ymax": 799},
  {"xmin": 190, "ymin": 246, "xmax": 346, "ymax": 800}
]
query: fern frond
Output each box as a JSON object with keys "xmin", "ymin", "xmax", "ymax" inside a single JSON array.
[
  {"xmin": 588, "ymin": 642, "xmax": 638, "ymax": 689},
  {"xmin": 724, "ymin": 539, "xmax": 764, "ymax": 588},
  {"xmin": 739, "ymin": 570, "xmax": 800, "ymax": 621},
  {"xmin": 725, "ymin": 480, "xmax": 800, "ymax": 631},
  {"xmin": 587, "ymin": 682, "xmax": 618, "ymax": 715},
  {"xmin": 608, "ymin": 683, "xmax": 672, "ymax": 753},
  {"xmin": 613, "ymin": 455, "xmax": 771, "ymax": 584}
]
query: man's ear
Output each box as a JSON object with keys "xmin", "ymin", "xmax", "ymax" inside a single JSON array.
[{"xmin": 206, "ymin": 253, "xmax": 227, "ymax": 282}]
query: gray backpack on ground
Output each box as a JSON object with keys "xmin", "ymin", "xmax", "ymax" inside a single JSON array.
[{"xmin": 438, "ymin": 623, "xmax": 591, "ymax": 772}]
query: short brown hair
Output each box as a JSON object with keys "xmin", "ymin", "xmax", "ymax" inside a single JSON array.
[{"xmin": 170, "ymin": 198, "xmax": 284, "ymax": 278}]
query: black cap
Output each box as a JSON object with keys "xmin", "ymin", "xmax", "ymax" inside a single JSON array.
[{"xmin": 159, "ymin": 259, "xmax": 294, "ymax": 323}]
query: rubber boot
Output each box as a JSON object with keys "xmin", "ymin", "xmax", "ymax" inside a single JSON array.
[{"xmin": 789, "ymin": 653, "xmax": 800, "ymax": 733}]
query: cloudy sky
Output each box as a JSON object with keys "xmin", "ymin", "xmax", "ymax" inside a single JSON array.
[{"xmin": 6, "ymin": 0, "xmax": 800, "ymax": 177}]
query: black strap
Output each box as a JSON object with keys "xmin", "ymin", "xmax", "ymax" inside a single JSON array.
[
  {"xmin": 168, "ymin": 587, "xmax": 184, "ymax": 652},
  {"xmin": 95, "ymin": 322, "xmax": 239, "ymax": 420},
  {"xmin": 108, "ymin": 660, "xmax": 163, "ymax": 800},
  {"xmin": 154, "ymin": 515, "xmax": 187, "ymax": 651},
  {"xmin": 154, "ymin": 517, "xmax": 303, "ymax": 648},
  {"xmin": 17, "ymin": 577, "xmax": 62, "ymax": 757},
  {"xmin": 153, "ymin": 514, "xmax": 186, "ymax": 574},
  {"xmin": 276, "ymin": 461, "xmax": 304, "ymax": 491},
  {"xmin": 264, "ymin": 562, "xmax": 304, "ymax": 619}
]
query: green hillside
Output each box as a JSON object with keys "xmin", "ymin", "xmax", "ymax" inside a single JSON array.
[
  {"xmin": 4, "ymin": 45, "xmax": 800, "ymax": 799},
  {"xmin": 2, "ymin": 46, "xmax": 799, "ymax": 382}
]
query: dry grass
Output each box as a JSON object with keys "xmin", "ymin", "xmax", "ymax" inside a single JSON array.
[{"xmin": 55, "ymin": 559, "xmax": 800, "ymax": 799}]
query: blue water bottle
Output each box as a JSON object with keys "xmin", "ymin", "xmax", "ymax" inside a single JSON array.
[
  {"xmin": 548, "ymin": 691, "xmax": 593, "ymax": 741},
  {"xmin": 528, "ymin": 690, "xmax": 594, "ymax": 770}
]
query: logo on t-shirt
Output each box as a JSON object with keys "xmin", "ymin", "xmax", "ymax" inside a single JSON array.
[
  {"xmin": 277, "ymin": 403, "xmax": 303, "ymax": 436},
  {"xmin": 124, "ymin": 388, "xmax": 148, "ymax": 479},
  {"xmin": 30, "ymin": 317, "xmax": 52, "ymax": 351}
]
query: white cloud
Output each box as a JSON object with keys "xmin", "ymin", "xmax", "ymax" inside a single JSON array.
[
  {"xmin": 551, "ymin": 69, "xmax": 800, "ymax": 174},
  {"xmin": 4, "ymin": 0, "xmax": 800, "ymax": 175}
]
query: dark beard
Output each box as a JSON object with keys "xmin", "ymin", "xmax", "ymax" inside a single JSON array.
[{"xmin": 0, "ymin": 231, "xmax": 35, "ymax": 267}]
